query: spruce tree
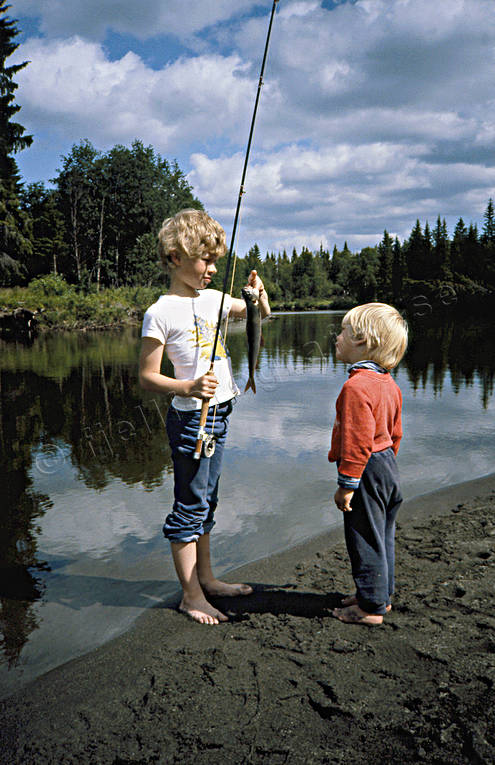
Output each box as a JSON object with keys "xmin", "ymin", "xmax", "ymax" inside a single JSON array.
[
  {"xmin": 452, "ymin": 218, "xmax": 467, "ymax": 275},
  {"xmin": 377, "ymin": 230, "xmax": 394, "ymax": 301},
  {"xmin": 482, "ymin": 198, "xmax": 495, "ymax": 244},
  {"xmin": 481, "ymin": 198, "xmax": 495, "ymax": 286},
  {"xmin": 0, "ymin": 1, "xmax": 33, "ymax": 285},
  {"xmin": 245, "ymin": 243, "xmax": 262, "ymax": 273},
  {"xmin": 348, "ymin": 246, "xmax": 378, "ymax": 303},
  {"xmin": 391, "ymin": 237, "xmax": 407, "ymax": 303},
  {"xmin": 277, "ymin": 250, "xmax": 293, "ymax": 302},
  {"xmin": 318, "ymin": 244, "xmax": 332, "ymax": 285},
  {"xmin": 328, "ymin": 244, "xmax": 340, "ymax": 283},
  {"xmin": 405, "ymin": 220, "xmax": 424, "ymax": 280},
  {"xmin": 261, "ymin": 251, "xmax": 281, "ymax": 302},
  {"xmin": 296, "ymin": 246, "xmax": 316, "ymax": 298},
  {"xmin": 433, "ymin": 216, "xmax": 452, "ymax": 281},
  {"xmin": 464, "ymin": 223, "xmax": 481, "ymax": 282},
  {"xmin": 423, "ymin": 221, "xmax": 433, "ymax": 280}
]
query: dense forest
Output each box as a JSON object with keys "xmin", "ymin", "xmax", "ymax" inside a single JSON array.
[
  {"xmin": 221, "ymin": 203, "xmax": 495, "ymax": 311},
  {"xmin": 1, "ymin": 2, "xmax": 494, "ymax": 320}
]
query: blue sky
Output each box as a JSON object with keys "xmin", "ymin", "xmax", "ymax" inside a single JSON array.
[{"xmin": 10, "ymin": 0, "xmax": 495, "ymax": 256}]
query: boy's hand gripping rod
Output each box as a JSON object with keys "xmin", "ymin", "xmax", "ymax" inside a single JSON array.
[{"xmin": 193, "ymin": 0, "xmax": 280, "ymax": 460}]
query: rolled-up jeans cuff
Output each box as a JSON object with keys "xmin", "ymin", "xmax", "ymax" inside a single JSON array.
[
  {"xmin": 163, "ymin": 513, "xmax": 216, "ymax": 541},
  {"xmin": 357, "ymin": 595, "xmax": 388, "ymax": 616},
  {"xmin": 168, "ymin": 532, "xmax": 200, "ymax": 544},
  {"xmin": 203, "ymin": 519, "xmax": 215, "ymax": 535},
  {"xmin": 164, "ymin": 518, "xmax": 216, "ymax": 542}
]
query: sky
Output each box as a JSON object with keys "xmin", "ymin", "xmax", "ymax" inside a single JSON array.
[{"xmin": 10, "ymin": 0, "xmax": 495, "ymax": 256}]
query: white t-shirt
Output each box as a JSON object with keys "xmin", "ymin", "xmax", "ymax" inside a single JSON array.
[{"xmin": 141, "ymin": 289, "xmax": 240, "ymax": 411}]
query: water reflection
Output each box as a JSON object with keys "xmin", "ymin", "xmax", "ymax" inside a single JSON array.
[
  {"xmin": 0, "ymin": 309, "xmax": 494, "ymax": 692},
  {"xmin": 0, "ymin": 331, "xmax": 176, "ymax": 671},
  {"xmin": 405, "ymin": 313, "xmax": 494, "ymax": 406},
  {"xmin": 0, "ymin": 367, "xmax": 50, "ymax": 668}
]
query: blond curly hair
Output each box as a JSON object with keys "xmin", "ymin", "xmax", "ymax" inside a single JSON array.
[
  {"xmin": 157, "ymin": 209, "xmax": 227, "ymax": 270},
  {"xmin": 343, "ymin": 302, "xmax": 408, "ymax": 369}
]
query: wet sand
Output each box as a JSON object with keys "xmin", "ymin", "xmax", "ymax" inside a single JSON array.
[{"xmin": 1, "ymin": 473, "xmax": 495, "ymax": 764}]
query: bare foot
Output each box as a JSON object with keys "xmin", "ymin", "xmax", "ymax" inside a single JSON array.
[
  {"xmin": 201, "ymin": 579, "xmax": 253, "ymax": 597},
  {"xmin": 341, "ymin": 594, "xmax": 391, "ymax": 612},
  {"xmin": 332, "ymin": 605, "xmax": 384, "ymax": 626},
  {"xmin": 178, "ymin": 596, "xmax": 228, "ymax": 625}
]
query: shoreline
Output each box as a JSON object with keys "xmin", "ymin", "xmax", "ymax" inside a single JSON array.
[
  {"xmin": 220, "ymin": 470, "xmax": 495, "ymax": 587},
  {"xmin": 1, "ymin": 471, "xmax": 495, "ymax": 763},
  {"xmin": 1, "ymin": 307, "xmax": 341, "ymax": 337},
  {"xmin": 1, "ymin": 474, "xmax": 492, "ymax": 703}
]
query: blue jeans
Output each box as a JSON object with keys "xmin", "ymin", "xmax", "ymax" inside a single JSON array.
[
  {"xmin": 163, "ymin": 400, "xmax": 233, "ymax": 543},
  {"xmin": 344, "ymin": 448, "xmax": 403, "ymax": 615}
]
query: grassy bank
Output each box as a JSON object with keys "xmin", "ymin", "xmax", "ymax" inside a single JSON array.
[
  {"xmin": 0, "ymin": 275, "xmax": 354, "ymax": 331},
  {"xmin": 0, "ymin": 276, "xmax": 162, "ymax": 331}
]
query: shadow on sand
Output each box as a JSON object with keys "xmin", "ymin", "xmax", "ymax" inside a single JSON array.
[{"xmin": 161, "ymin": 583, "xmax": 343, "ymax": 620}]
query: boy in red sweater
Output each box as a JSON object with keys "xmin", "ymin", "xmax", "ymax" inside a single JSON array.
[{"xmin": 329, "ymin": 303, "xmax": 408, "ymax": 625}]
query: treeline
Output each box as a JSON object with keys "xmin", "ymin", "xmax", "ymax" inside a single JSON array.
[
  {"xmin": 5, "ymin": 135, "xmax": 495, "ymax": 310},
  {"xmin": 220, "ymin": 201, "xmax": 495, "ymax": 311},
  {"xmin": 7, "ymin": 156, "xmax": 495, "ymax": 312},
  {"xmin": 8, "ymin": 128, "xmax": 495, "ymax": 307},
  {"xmin": 5, "ymin": 138, "xmax": 202, "ymax": 290},
  {"xmin": 1, "ymin": 4, "xmax": 494, "ymax": 310}
]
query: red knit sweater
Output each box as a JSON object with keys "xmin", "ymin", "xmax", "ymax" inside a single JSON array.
[{"xmin": 328, "ymin": 369, "xmax": 403, "ymax": 479}]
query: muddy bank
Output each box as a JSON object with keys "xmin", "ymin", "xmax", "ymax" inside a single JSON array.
[{"xmin": 1, "ymin": 474, "xmax": 495, "ymax": 764}]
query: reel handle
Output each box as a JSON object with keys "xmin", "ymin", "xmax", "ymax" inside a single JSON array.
[{"xmin": 193, "ymin": 363, "xmax": 215, "ymax": 460}]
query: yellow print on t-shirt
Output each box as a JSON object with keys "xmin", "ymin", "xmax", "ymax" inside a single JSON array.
[{"xmin": 189, "ymin": 317, "xmax": 227, "ymax": 361}]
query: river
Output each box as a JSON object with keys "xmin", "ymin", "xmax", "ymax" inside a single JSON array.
[{"xmin": 1, "ymin": 308, "xmax": 494, "ymax": 696}]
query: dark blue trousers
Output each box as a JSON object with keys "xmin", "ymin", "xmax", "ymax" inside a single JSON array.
[
  {"xmin": 163, "ymin": 400, "xmax": 232, "ymax": 543},
  {"xmin": 344, "ymin": 448, "xmax": 402, "ymax": 615}
]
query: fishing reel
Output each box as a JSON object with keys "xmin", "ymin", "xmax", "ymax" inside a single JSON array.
[
  {"xmin": 203, "ymin": 433, "xmax": 216, "ymax": 458},
  {"xmin": 193, "ymin": 426, "xmax": 216, "ymax": 459}
]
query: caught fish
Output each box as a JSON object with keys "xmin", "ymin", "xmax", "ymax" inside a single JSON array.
[{"xmin": 241, "ymin": 286, "xmax": 262, "ymax": 393}]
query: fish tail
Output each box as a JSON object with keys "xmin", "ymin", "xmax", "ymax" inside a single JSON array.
[{"xmin": 244, "ymin": 377, "xmax": 257, "ymax": 394}]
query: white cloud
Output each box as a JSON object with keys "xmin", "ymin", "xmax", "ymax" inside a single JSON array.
[
  {"xmin": 12, "ymin": 0, "xmax": 495, "ymax": 253},
  {"xmin": 279, "ymin": 1, "xmax": 320, "ymax": 20},
  {"xmin": 14, "ymin": 37, "xmax": 256, "ymax": 151},
  {"xmin": 189, "ymin": 139, "xmax": 495, "ymax": 252},
  {"xmin": 15, "ymin": 0, "xmax": 258, "ymax": 41}
]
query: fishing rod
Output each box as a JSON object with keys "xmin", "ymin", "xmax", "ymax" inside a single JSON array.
[{"xmin": 193, "ymin": 0, "xmax": 280, "ymax": 460}]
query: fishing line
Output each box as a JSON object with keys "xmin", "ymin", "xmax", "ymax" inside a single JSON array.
[
  {"xmin": 220, "ymin": 204, "xmax": 243, "ymax": 358},
  {"xmin": 193, "ymin": 0, "xmax": 280, "ymax": 459},
  {"xmin": 208, "ymin": 204, "xmax": 243, "ymax": 437}
]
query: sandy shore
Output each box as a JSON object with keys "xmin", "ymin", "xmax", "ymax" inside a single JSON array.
[{"xmin": 1, "ymin": 473, "xmax": 495, "ymax": 764}]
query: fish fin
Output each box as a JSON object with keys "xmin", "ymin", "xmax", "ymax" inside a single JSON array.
[{"xmin": 244, "ymin": 378, "xmax": 257, "ymax": 394}]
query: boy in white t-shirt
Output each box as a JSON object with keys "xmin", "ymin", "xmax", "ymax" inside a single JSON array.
[{"xmin": 139, "ymin": 209, "xmax": 270, "ymax": 624}]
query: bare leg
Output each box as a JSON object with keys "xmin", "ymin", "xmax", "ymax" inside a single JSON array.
[
  {"xmin": 197, "ymin": 533, "xmax": 253, "ymax": 597},
  {"xmin": 170, "ymin": 540, "xmax": 228, "ymax": 625}
]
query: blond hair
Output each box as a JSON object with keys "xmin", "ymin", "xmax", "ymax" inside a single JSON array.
[
  {"xmin": 157, "ymin": 209, "xmax": 227, "ymax": 270},
  {"xmin": 343, "ymin": 302, "xmax": 408, "ymax": 369}
]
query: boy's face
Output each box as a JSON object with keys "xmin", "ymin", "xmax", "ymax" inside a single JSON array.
[
  {"xmin": 335, "ymin": 324, "xmax": 368, "ymax": 364},
  {"xmin": 172, "ymin": 252, "xmax": 219, "ymax": 293}
]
